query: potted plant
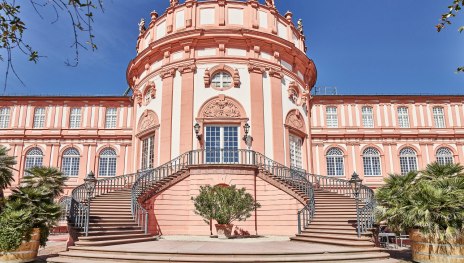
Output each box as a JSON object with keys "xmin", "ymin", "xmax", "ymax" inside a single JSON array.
[
  {"xmin": 192, "ymin": 185, "xmax": 261, "ymax": 239},
  {"xmin": 0, "ymin": 166, "xmax": 67, "ymax": 263},
  {"xmin": 0, "ymin": 146, "xmax": 17, "ymax": 213},
  {"xmin": 376, "ymin": 162, "xmax": 464, "ymax": 263}
]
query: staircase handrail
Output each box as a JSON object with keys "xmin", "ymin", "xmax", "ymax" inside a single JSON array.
[
  {"xmin": 305, "ymin": 173, "xmax": 376, "ymax": 235},
  {"xmin": 131, "ymin": 149, "xmax": 315, "ymax": 235},
  {"xmin": 68, "ymin": 171, "xmax": 142, "ymax": 236}
]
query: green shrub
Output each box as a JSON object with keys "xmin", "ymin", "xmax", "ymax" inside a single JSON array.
[
  {"xmin": 375, "ymin": 162, "xmax": 464, "ymax": 242},
  {"xmin": 192, "ymin": 185, "xmax": 261, "ymax": 225},
  {"xmin": 0, "ymin": 208, "xmax": 33, "ymax": 251}
]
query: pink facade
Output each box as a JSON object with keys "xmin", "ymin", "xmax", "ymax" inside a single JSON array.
[
  {"xmin": 0, "ymin": 96, "xmax": 134, "ymax": 195},
  {"xmin": 1, "ymin": 0, "xmax": 462, "ymax": 236}
]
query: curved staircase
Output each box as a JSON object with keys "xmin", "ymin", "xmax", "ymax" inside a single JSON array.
[
  {"xmin": 291, "ymin": 189, "xmax": 374, "ymax": 247},
  {"xmin": 55, "ymin": 149, "xmax": 388, "ymax": 263}
]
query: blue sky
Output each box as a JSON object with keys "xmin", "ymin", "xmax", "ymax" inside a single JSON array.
[{"xmin": 1, "ymin": 0, "xmax": 463, "ymax": 95}]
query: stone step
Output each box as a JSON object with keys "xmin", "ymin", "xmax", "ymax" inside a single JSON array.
[
  {"xmin": 79, "ymin": 233, "xmax": 152, "ymax": 242},
  {"xmin": 87, "ymin": 226, "xmax": 142, "ymax": 232},
  {"xmin": 89, "ymin": 217, "xmax": 134, "ymax": 222},
  {"xmin": 311, "ymin": 218, "xmax": 357, "ymax": 223},
  {"xmin": 290, "ymin": 236, "xmax": 375, "ymax": 247},
  {"xmin": 75, "ymin": 236, "xmax": 157, "ymax": 246},
  {"xmin": 315, "ymin": 211, "xmax": 358, "ymax": 215},
  {"xmin": 88, "ymin": 222, "xmax": 138, "ymax": 227},
  {"xmin": 296, "ymin": 233, "xmax": 371, "ymax": 242},
  {"xmin": 85, "ymin": 230, "xmax": 144, "ymax": 236},
  {"xmin": 49, "ymin": 248, "xmax": 392, "ymax": 263},
  {"xmin": 302, "ymin": 229, "xmax": 363, "ymax": 236},
  {"xmin": 90, "ymin": 211, "xmax": 133, "ymax": 216},
  {"xmin": 93, "ymin": 198, "xmax": 131, "ymax": 202},
  {"xmin": 307, "ymin": 224, "xmax": 357, "ymax": 230},
  {"xmin": 313, "ymin": 215, "xmax": 357, "ymax": 220}
]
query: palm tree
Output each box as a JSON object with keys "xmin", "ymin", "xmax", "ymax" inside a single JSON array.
[
  {"xmin": 376, "ymin": 162, "xmax": 464, "ymax": 242},
  {"xmin": 22, "ymin": 166, "xmax": 67, "ymax": 199},
  {"xmin": 0, "ymin": 146, "xmax": 17, "ymax": 211}
]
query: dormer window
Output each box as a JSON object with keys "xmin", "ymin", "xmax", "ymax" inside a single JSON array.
[{"xmin": 211, "ymin": 71, "xmax": 232, "ymax": 90}]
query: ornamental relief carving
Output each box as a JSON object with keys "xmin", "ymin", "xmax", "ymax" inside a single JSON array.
[
  {"xmin": 201, "ymin": 96, "xmax": 242, "ymax": 119},
  {"xmin": 286, "ymin": 110, "xmax": 305, "ymax": 132},
  {"xmin": 138, "ymin": 110, "xmax": 159, "ymax": 133}
]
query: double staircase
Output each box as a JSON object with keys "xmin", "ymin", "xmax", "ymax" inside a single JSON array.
[{"xmin": 55, "ymin": 149, "xmax": 387, "ymax": 263}]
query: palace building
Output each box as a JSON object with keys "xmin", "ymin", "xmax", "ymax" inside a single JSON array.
[{"xmin": 0, "ymin": 0, "xmax": 462, "ymax": 249}]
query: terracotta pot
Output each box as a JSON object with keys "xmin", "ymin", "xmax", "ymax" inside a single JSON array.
[
  {"xmin": 215, "ymin": 224, "xmax": 234, "ymax": 239},
  {"xmin": 410, "ymin": 229, "xmax": 464, "ymax": 263},
  {"xmin": 0, "ymin": 228, "xmax": 40, "ymax": 263}
]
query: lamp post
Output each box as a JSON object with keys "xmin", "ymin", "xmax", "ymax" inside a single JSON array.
[
  {"xmin": 349, "ymin": 172, "xmax": 362, "ymax": 238},
  {"xmin": 84, "ymin": 171, "xmax": 97, "ymax": 236},
  {"xmin": 194, "ymin": 123, "xmax": 201, "ymax": 141},
  {"xmin": 242, "ymin": 123, "xmax": 253, "ymax": 149}
]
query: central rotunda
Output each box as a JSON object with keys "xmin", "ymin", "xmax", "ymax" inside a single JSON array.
[{"xmin": 125, "ymin": 0, "xmax": 317, "ymax": 236}]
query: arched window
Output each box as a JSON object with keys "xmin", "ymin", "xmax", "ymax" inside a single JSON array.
[
  {"xmin": 99, "ymin": 148, "xmax": 117, "ymax": 177},
  {"xmin": 361, "ymin": 106, "xmax": 374, "ymax": 128},
  {"xmin": 436, "ymin": 147, "xmax": 453, "ymax": 165},
  {"xmin": 62, "ymin": 148, "xmax": 80, "ymax": 177},
  {"xmin": 326, "ymin": 147, "xmax": 344, "ymax": 176},
  {"xmin": 211, "ymin": 71, "xmax": 232, "ymax": 90},
  {"xmin": 25, "ymin": 147, "xmax": 43, "ymax": 175},
  {"xmin": 399, "ymin": 147, "xmax": 418, "ymax": 175},
  {"xmin": 363, "ymin": 147, "xmax": 381, "ymax": 176}
]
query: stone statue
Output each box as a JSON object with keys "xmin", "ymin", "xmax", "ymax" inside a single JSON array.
[
  {"xmin": 138, "ymin": 18, "xmax": 146, "ymax": 34},
  {"xmin": 170, "ymin": 0, "xmax": 179, "ymax": 7},
  {"xmin": 297, "ymin": 19, "xmax": 304, "ymax": 34},
  {"xmin": 265, "ymin": 0, "xmax": 275, "ymax": 7}
]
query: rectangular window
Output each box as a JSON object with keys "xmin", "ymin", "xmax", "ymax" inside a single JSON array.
[
  {"xmin": 175, "ymin": 10, "xmax": 185, "ymax": 29},
  {"xmin": 433, "ymin": 107, "xmax": 446, "ymax": 128},
  {"xmin": 33, "ymin": 107, "xmax": 46, "ymax": 128},
  {"xmin": 228, "ymin": 8, "xmax": 244, "ymax": 25},
  {"xmin": 326, "ymin": 106, "xmax": 338, "ymax": 128},
  {"xmin": 105, "ymin": 108, "xmax": 117, "ymax": 129},
  {"xmin": 258, "ymin": 10, "xmax": 268, "ymax": 28},
  {"xmin": 397, "ymin": 107, "xmax": 410, "ymax": 128},
  {"xmin": 362, "ymin": 106, "xmax": 374, "ymax": 128},
  {"xmin": 277, "ymin": 21, "xmax": 287, "ymax": 39},
  {"xmin": 200, "ymin": 8, "xmax": 215, "ymax": 25},
  {"xmin": 156, "ymin": 20, "xmax": 166, "ymax": 39},
  {"xmin": 141, "ymin": 136, "xmax": 155, "ymax": 170},
  {"xmin": 205, "ymin": 126, "xmax": 238, "ymax": 163},
  {"xmin": 69, "ymin": 108, "xmax": 81, "ymax": 128},
  {"xmin": 0, "ymin": 107, "xmax": 10, "ymax": 128},
  {"xmin": 289, "ymin": 134, "xmax": 303, "ymax": 169}
]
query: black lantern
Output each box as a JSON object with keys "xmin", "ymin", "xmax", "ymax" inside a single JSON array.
[
  {"xmin": 243, "ymin": 123, "xmax": 250, "ymax": 137},
  {"xmin": 349, "ymin": 172, "xmax": 362, "ymax": 196},
  {"xmin": 84, "ymin": 171, "xmax": 97, "ymax": 195},
  {"xmin": 242, "ymin": 123, "xmax": 253, "ymax": 149},
  {"xmin": 194, "ymin": 123, "xmax": 201, "ymax": 141}
]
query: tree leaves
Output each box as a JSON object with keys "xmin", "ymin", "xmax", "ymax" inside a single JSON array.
[{"xmin": 437, "ymin": 0, "xmax": 463, "ymax": 73}]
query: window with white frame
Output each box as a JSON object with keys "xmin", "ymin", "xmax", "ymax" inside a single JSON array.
[
  {"xmin": 61, "ymin": 148, "xmax": 80, "ymax": 177},
  {"xmin": 99, "ymin": 148, "xmax": 117, "ymax": 177},
  {"xmin": 141, "ymin": 136, "xmax": 155, "ymax": 170},
  {"xmin": 211, "ymin": 71, "xmax": 232, "ymax": 90},
  {"xmin": 33, "ymin": 107, "xmax": 46, "ymax": 128},
  {"xmin": 363, "ymin": 147, "xmax": 381, "ymax": 176},
  {"xmin": 205, "ymin": 126, "xmax": 239, "ymax": 163},
  {"xmin": 69, "ymin": 108, "xmax": 81, "ymax": 128},
  {"xmin": 326, "ymin": 147, "xmax": 344, "ymax": 176},
  {"xmin": 362, "ymin": 106, "xmax": 374, "ymax": 128},
  {"xmin": 399, "ymin": 147, "xmax": 418, "ymax": 175},
  {"xmin": 397, "ymin": 107, "xmax": 410, "ymax": 128},
  {"xmin": 326, "ymin": 106, "xmax": 338, "ymax": 128},
  {"xmin": 433, "ymin": 107, "xmax": 446, "ymax": 128},
  {"xmin": 289, "ymin": 134, "xmax": 303, "ymax": 169},
  {"xmin": 0, "ymin": 107, "xmax": 10, "ymax": 128},
  {"xmin": 436, "ymin": 147, "xmax": 454, "ymax": 165},
  {"xmin": 105, "ymin": 108, "xmax": 117, "ymax": 129},
  {"xmin": 25, "ymin": 147, "xmax": 43, "ymax": 175}
]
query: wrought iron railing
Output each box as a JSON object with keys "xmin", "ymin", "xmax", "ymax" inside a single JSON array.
[
  {"xmin": 68, "ymin": 172, "xmax": 141, "ymax": 236},
  {"xmin": 58, "ymin": 196, "xmax": 71, "ymax": 222},
  {"xmin": 131, "ymin": 149, "xmax": 315, "ymax": 235},
  {"xmin": 305, "ymin": 173, "xmax": 376, "ymax": 236}
]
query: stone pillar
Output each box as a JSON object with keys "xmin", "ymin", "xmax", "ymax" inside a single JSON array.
[
  {"xmin": 159, "ymin": 69, "xmax": 176, "ymax": 163},
  {"xmin": 269, "ymin": 69, "xmax": 285, "ymax": 164},
  {"xmin": 248, "ymin": 64, "xmax": 265, "ymax": 154},
  {"xmin": 179, "ymin": 65, "xmax": 196, "ymax": 154}
]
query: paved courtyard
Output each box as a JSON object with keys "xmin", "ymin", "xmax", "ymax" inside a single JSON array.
[{"xmin": 33, "ymin": 234, "xmax": 413, "ymax": 262}]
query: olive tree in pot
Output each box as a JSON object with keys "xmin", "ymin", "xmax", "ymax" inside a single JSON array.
[
  {"xmin": 192, "ymin": 185, "xmax": 261, "ymax": 239},
  {"xmin": 376, "ymin": 162, "xmax": 464, "ymax": 263},
  {"xmin": 0, "ymin": 166, "xmax": 67, "ymax": 263}
]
